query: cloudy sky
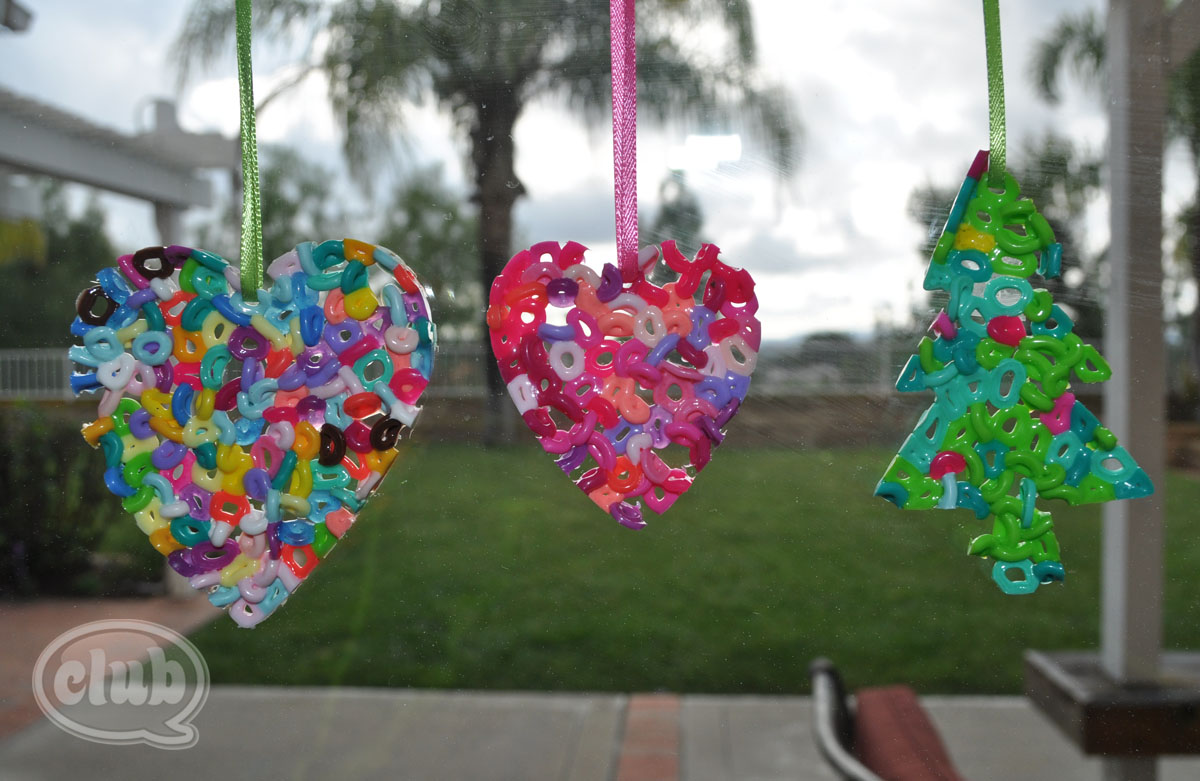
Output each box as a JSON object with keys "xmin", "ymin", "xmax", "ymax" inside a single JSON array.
[{"xmin": 1, "ymin": 0, "xmax": 1187, "ymax": 343}]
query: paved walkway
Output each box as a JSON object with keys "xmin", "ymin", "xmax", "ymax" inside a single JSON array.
[
  {"xmin": 6, "ymin": 598, "xmax": 1200, "ymax": 779},
  {"xmin": 0, "ymin": 596, "xmax": 217, "ymax": 738},
  {"xmin": 6, "ymin": 687, "xmax": 1200, "ymax": 779}
]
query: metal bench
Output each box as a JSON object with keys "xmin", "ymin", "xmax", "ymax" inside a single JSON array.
[{"xmin": 810, "ymin": 658, "xmax": 964, "ymax": 781}]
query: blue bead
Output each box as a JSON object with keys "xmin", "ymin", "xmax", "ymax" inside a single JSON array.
[
  {"xmin": 332, "ymin": 488, "xmax": 362, "ymax": 512},
  {"xmin": 96, "ymin": 267, "xmax": 132, "ymax": 303},
  {"xmin": 69, "ymin": 318, "xmax": 94, "ymax": 338},
  {"xmin": 171, "ymin": 384, "xmax": 194, "ymax": 426},
  {"xmin": 1033, "ymin": 560, "xmax": 1065, "ymax": 584},
  {"xmin": 234, "ymin": 416, "xmax": 264, "ymax": 447},
  {"xmin": 70, "ymin": 371, "xmax": 102, "ymax": 394},
  {"xmin": 312, "ymin": 240, "xmax": 345, "ymax": 270},
  {"xmin": 1070, "ymin": 401, "xmax": 1100, "ymax": 443},
  {"xmin": 992, "ymin": 559, "xmax": 1040, "ymax": 595},
  {"xmin": 646, "ymin": 334, "xmax": 679, "ymax": 367},
  {"xmin": 1040, "ymin": 242, "xmax": 1063, "ymax": 279},
  {"xmin": 278, "ymin": 520, "xmax": 315, "ymax": 546},
  {"xmin": 208, "ymin": 585, "xmax": 241, "ymax": 607},
  {"xmin": 194, "ymin": 442, "xmax": 218, "ymax": 471},
  {"xmin": 956, "ymin": 482, "xmax": 990, "ymax": 520},
  {"xmin": 131, "ymin": 331, "xmax": 172, "ymax": 366},
  {"xmin": 296, "ymin": 241, "xmax": 318, "ymax": 276},
  {"xmin": 1114, "ymin": 468, "xmax": 1155, "ymax": 500},
  {"xmin": 211, "ymin": 294, "xmax": 254, "ymax": 326},
  {"xmin": 922, "ymin": 261, "xmax": 954, "ymax": 293},
  {"xmin": 945, "ymin": 173, "xmax": 978, "ymax": 234},
  {"xmin": 1031, "ymin": 304, "xmax": 1073, "ymax": 339},
  {"xmin": 975, "ymin": 439, "xmax": 1008, "ymax": 479},
  {"xmin": 874, "ymin": 480, "xmax": 909, "ymax": 508},
  {"xmin": 104, "ymin": 467, "xmax": 137, "ymax": 497},
  {"xmin": 69, "ymin": 345, "xmax": 101, "ymax": 368},
  {"xmin": 947, "ymin": 248, "xmax": 993, "ymax": 283},
  {"xmin": 1064, "ymin": 452, "xmax": 1090, "ymax": 487},
  {"xmin": 299, "ymin": 306, "xmax": 325, "ymax": 347},
  {"xmin": 895, "ymin": 355, "xmax": 926, "ymax": 392},
  {"xmin": 306, "ymin": 491, "xmax": 340, "ymax": 524}
]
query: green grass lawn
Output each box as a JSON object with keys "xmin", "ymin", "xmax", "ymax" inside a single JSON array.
[{"xmin": 183, "ymin": 443, "xmax": 1200, "ymax": 695}]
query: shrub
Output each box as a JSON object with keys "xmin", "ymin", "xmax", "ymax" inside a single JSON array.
[{"xmin": 0, "ymin": 404, "xmax": 153, "ymax": 596}]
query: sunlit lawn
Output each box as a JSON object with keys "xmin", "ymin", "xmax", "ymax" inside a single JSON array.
[{"xmin": 183, "ymin": 443, "xmax": 1200, "ymax": 695}]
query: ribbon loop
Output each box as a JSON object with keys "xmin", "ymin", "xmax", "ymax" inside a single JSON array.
[
  {"xmin": 236, "ymin": 0, "xmax": 263, "ymax": 300},
  {"xmin": 982, "ymin": 0, "xmax": 1006, "ymax": 186},
  {"xmin": 610, "ymin": 0, "xmax": 638, "ymax": 278}
]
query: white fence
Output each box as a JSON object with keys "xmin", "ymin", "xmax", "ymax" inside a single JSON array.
[
  {"xmin": 0, "ymin": 348, "xmax": 74, "ymax": 401},
  {"xmin": 0, "ymin": 343, "xmax": 906, "ymax": 402}
]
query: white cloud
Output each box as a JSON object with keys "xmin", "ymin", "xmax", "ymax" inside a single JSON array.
[{"xmin": 0, "ymin": 0, "xmax": 1120, "ymax": 341}]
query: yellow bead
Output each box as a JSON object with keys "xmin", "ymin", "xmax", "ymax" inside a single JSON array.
[
  {"xmin": 219, "ymin": 554, "xmax": 260, "ymax": 587},
  {"xmin": 344, "ymin": 286, "xmax": 380, "ymax": 321}
]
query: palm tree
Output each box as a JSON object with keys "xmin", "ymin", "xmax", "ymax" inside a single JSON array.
[
  {"xmin": 1032, "ymin": 7, "xmax": 1200, "ymax": 391},
  {"xmin": 173, "ymin": 0, "xmax": 798, "ymax": 441}
]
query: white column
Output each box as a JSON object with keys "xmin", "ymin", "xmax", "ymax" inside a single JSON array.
[{"xmin": 1102, "ymin": 1, "xmax": 1167, "ymax": 778}]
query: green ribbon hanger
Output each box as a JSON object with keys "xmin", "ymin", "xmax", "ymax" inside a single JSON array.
[
  {"xmin": 983, "ymin": 0, "xmax": 1006, "ymax": 186},
  {"xmin": 236, "ymin": 0, "xmax": 263, "ymax": 301}
]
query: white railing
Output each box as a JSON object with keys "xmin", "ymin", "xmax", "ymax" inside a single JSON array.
[
  {"xmin": 0, "ymin": 343, "xmax": 908, "ymax": 402},
  {"xmin": 0, "ymin": 348, "xmax": 74, "ymax": 401}
]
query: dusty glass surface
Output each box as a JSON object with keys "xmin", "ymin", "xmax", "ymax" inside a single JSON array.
[{"xmin": 0, "ymin": 0, "xmax": 1195, "ymax": 719}]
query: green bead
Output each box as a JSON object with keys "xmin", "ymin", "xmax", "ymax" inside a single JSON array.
[
  {"xmin": 195, "ymin": 442, "xmax": 218, "ymax": 471},
  {"xmin": 312, "ymin": 524, "xmax": 337, "ymax": 557},
  {"xmin": 272, "ymin": 451, "xmax": 298, "ymax": 491}
]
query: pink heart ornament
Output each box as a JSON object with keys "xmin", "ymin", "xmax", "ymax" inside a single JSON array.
[{"xmin": 487, "ymin": 240, "xmax": 759, "ymax": 529}]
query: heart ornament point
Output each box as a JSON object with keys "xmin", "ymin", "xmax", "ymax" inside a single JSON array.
[
  {"xmin": 71, "ymin": 240, "xmax": 435, "ymax": 627},
  {"xmin": 487, "ymin": 240, "xmax": 759, "ymax": 529}
]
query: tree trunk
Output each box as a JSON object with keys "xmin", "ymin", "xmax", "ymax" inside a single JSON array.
[
  {"xmin": 471, "ymin": 87, "xmax": 525, "ymax": 444},
  {"xmin": 1191, "ymin": 199, "xmax": 1200, "ymax": 419}
]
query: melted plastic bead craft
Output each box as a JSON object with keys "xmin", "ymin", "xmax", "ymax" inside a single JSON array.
[
  {"xmin": 488, "ymin": 240, "xmax": 759, "ymax": 530},
  {"xmin": 70, "ymin": 241, "xmax": 436, "ymax": 626},
  {"xmin": 875, "ymin": 151, "xmax": 1153, "ymax": 594}
]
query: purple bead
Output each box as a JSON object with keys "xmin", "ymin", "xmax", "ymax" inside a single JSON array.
[
  {"xmin": 168, "ymin": 548, "xmax": 201, "ymax": 577},
  {"xmin": 403, "ymin": 292, "xmax": 430, "ymax": 323},
  {"xmin": 296, "ymin": 395, "xmax": 326, "ymax": 421},
  {"xmin": 243, "ymin": 468, "xmax": 271, "ymax": 501},
  {"xmin": 165, "ymin": 246, "xmax": 193, "ymax": 267},
  {"xmin": 267, "ymin": 522, "xmax": 282, "ymax": 559},
  {"xmin": 324, "ymin": 319, "xmax": 362, "ymax": 354},
  {"xmin": 610, "ymin": 501, "xmax": 645, "ymax": 530},
  {"xmin": 128, "ymin": 408, "xmax": 154, "ymax": 440},
  {"xmin": 126, "ymin": 288, "xmax": 158, "ymax": 308},
  {"xmin": 697, "ymin": 416, "xmax": 725, "ymax": 444},
  {"xmin": 537, "ymin": 323, "xmax": 575, "ymax": 342},
  {"xmin": 556, "ymin": 445, "xmax": 588, "ymax": 474},
  {"xmin": 151, "ymin": 440, "xmax": 188, "ymax": 471},
  {"xmin": 277, "ymin": 363, "xmax": 306, "ymax": 391},
  {"xmin": 229, "ymin": 325, "xmax": 270, "ymax": 361},
  {"xmin": 186, "ymin": 540, "xmax": 238, "ymax": 573},
  {"xmin": 605, "ymin": 420, "xmax": 643, "ymax": 455},
  {"xmin": 546, "ymin": 277, "xmax": 578, "ymax": 306},
  {"xmin": 305, "ymin": 358, "xmax": 340, "ymax": 388},
  {"xmin": 299, "ymin": 346, "xmax": 332, "ymax": 377},
  {"xmin": 179, "ymin": 483, "xmax": 212, "ymax": 521},
  {"xmin": 716, "ymin": 398, "xmax": 741, "ymax": 427},
  {"xmin": 240, "ymin": 356, "xmax": 264, "ymax": 388},
  {"xmin": 153, "ymin": 362, "xmax": 174, "ymax": 392},
  {"xmin": 596, "ymin": 264, "xmax": 622, "ymax": 303}
]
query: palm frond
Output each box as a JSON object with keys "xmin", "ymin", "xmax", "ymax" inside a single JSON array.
[
  {"xmin": 1029, "ymin": 9, "xmax": 1105, "ymax": 104},
  {"xmin": 172, "ymin": 0, "xmax": 328, "ymax": 87}
]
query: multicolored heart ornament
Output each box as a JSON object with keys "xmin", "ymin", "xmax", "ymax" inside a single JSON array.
[
  {"xmin": 487, "ymin": 240, "xmax": 759, "ymax": 529},
  {"xmin": 70, "ymin": 240, "xmax": 435, "ymax": 627}
]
